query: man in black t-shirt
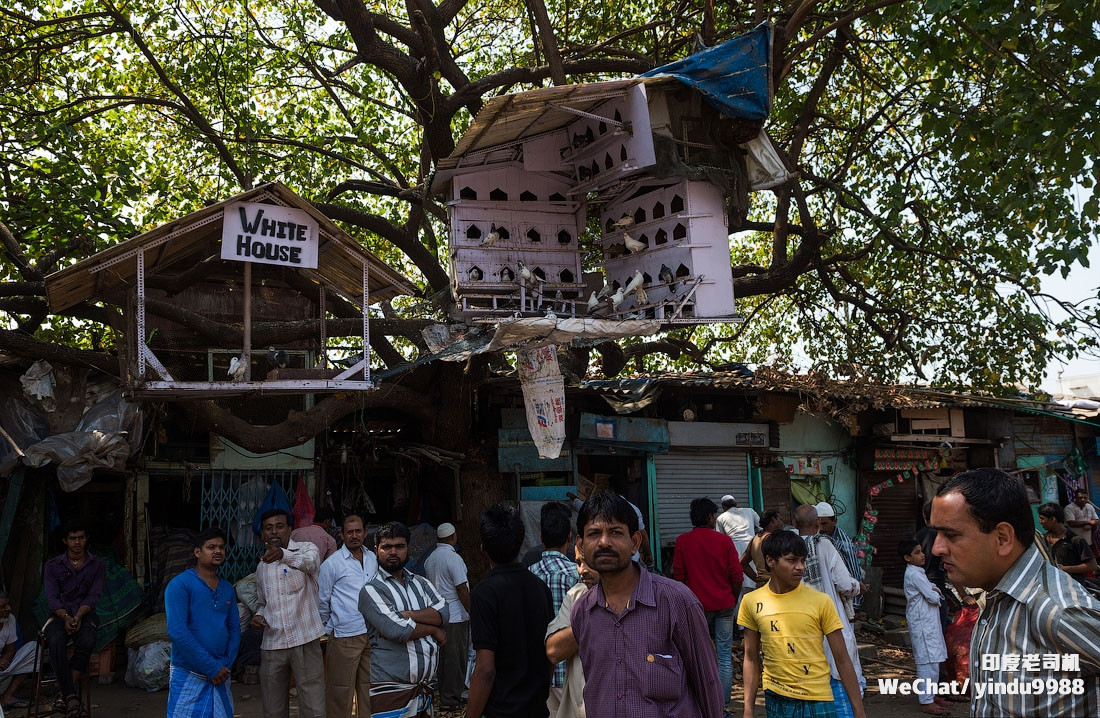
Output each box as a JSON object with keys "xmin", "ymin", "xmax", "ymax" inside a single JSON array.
[
  {"xmin": 466, "ymin": 502, "xmax": 553, "ymax": 718},
  {"xmin": 1038, "ymin": 502, "xmax": 1097, "ymax": 584}
]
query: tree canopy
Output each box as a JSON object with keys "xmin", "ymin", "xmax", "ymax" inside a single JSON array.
[{"xmin": 2, "ymin": 0, "xmax": 1098, "ymax": 445}]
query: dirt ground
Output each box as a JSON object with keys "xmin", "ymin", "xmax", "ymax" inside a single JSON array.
[{"xmin": 35, "ymin": 640, "xmax": 963, "ymax": 718}]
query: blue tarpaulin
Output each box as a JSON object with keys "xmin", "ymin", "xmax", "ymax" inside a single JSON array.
[{"xmin": 642, "ymin": 23, "xmax": 772, "ymax": 120}]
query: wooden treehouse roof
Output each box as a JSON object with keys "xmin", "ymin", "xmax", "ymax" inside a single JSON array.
[{"xmin": 45, "ymin": 182, "xmax": 418, "ymax": 313}]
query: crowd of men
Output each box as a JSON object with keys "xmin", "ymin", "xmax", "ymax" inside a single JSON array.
[{"xmin": 23, "ymin": 467, "xmax": 1100, "ymax": 718}]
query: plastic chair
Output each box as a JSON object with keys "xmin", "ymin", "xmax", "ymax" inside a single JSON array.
[{"xmin": 26, "ymin": 622, "xmax": 92, "ymax": 718}]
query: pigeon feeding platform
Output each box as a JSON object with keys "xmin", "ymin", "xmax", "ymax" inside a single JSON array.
[{"xmin": 44, "ymin": 183, "xmax": 417, "ymax": 400}]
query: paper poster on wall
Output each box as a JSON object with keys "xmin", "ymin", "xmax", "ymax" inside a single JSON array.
[{"xmin": 517, "ymin": 346, "xmax": 566, "ymax": 459}]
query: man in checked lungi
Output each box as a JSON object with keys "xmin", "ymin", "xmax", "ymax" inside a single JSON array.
[{"xmin": 165, "ymin": 527, "xmax": 241, "ymax": 718}]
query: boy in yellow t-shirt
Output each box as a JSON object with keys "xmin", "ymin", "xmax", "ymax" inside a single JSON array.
[{"xmin": 738, "ymin": 530, "xmax": 865, "ymax": 718}]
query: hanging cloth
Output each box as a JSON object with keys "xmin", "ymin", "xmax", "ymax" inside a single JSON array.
[{"xmin": 291, "ymin": 474, "xmax": 315, "ymax": 529}]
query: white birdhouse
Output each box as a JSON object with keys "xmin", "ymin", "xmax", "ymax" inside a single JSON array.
[
  {"xmin": 446, "ymin": 166, "xmax": 586, "ymax": 318},
  {"xmin": 600, "ymin": 179, "xmax": 735, "ymax": 320}
]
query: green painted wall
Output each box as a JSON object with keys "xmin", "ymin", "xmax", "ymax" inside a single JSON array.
[{"xmin": 776, "ymin": 411, "xmax": 859, "ymax": 537}]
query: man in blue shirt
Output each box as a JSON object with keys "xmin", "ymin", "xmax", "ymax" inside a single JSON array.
[{"xmin": 165, "ymin": 528, "xmax": 241, "ymax": 718}]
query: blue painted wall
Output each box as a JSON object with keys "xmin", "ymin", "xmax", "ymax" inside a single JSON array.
[{"xmin": 776, "ymin": 411, "xmax": 859, "ymax": 537}]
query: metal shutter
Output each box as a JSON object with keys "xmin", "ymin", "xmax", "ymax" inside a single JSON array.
[{"xmin": 654, "ymin": 450, "xmax": 749, "ymax": 547}]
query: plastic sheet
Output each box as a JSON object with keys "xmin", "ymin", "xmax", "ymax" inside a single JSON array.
[
  {"xmin": 517, "ymin": 346, "xmax": 566, "ymax": 460},
  {"xmin": 19, "ymin": 360, "xmax": 56, "ymax": 411},
  {"xmin": 22, "ymin": 431, "xmax": 132, "ymax": 492}
]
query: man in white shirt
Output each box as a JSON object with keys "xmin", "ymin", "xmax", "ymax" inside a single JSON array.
[
  {"xmin": 251, "ymin": 508, "xmax": 325, "ymax": 718},
  {"xmin": 715, "ymin": 494, "xmax": 759, "ymax": 557},
  {"xmin": 318, "ymin": 515, "xmax": 378, "ymax": 718},
  {"xmin": 423, "ymin": 522, "xmax": 470, "ymax": 711},
  {"xmin": 1065, "ymin": 489, "xmax": 1099, "ymax": 544},
  {"xmin": 0, "ymin": 590, "xmax": 36, "ymax": 710}
]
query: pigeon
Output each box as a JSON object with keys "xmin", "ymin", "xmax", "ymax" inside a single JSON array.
[
  {"xmin": 596, "ymin": 281, "xmax": 613, "ymax": 300},
  {"xmin": 268, "ymin": 346, "xmax": 288, "ymax": 369},
  {"xmin": 635, "ymin": 285, "xmax": 648, "ymax": 305},
  {"xmin": 331, "ymin": 352, "xmax": 367, "ymax": 368},
  {"xmin": 623, "ymin": 233, "xmax": 646, "ymax": 253},
  {"xmin": 606, "ymin": 242, "xmax": 627, "ymax": 258},
  {"xmin": 468, "ymin": 266, "xmax": 483, "ymax": 281},
  {"xmin": 500, "ymin": 266, "xmax": 515, "ymax": 282},
  {"xmin": 227, "ymin": 354, "xmax": 247, "ymax": 381},
  {"xmin": 623, "ymin": 270, "xmax": 644, "ymax": 295},
  {"xmin": 609, "ymin": 287, "xmax": 625, "ymax": 309},
  {"xmin": 659, "ymin": 264, "xmax": 676, "ymax": 292},
  {"xmin": 554, "ymin": 290, "xmax": 566, "ymax": 313},
  {"xmin": 586, "ymin": 291, "xmax": 599, "ymax": 311},
  {"xmin": 611, "ymin": 215, "xmax": 634, "ymax": 229},
  {"xmin": 518, "ymin": 261, "xmax": 544, "ymax": 285},
  {"xmin": 480, "ymin": 225, "xmax": 500, "ymax": 246},
  {"xmin": 545, "ymin": 306, "xmax": 557, "ymax": 319}
]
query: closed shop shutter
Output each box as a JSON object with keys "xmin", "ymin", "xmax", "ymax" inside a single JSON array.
[{"xmin": 654, "ymin": 450, "xmax": 749, "ymax": 547}]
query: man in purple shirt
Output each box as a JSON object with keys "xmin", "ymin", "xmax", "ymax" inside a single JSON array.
[
  {"xmin": 43, "ymin": 521, "xmax": 105, "ymax": 718},
  {"xmin": 571, "ymin": 492, "xmax": 724, "ymax": 718}
]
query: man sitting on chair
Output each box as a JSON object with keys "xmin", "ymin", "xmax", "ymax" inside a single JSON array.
[
  {"xmin": 0, "ymin": 590, "xmax": 37, "ymax": 710},
  {"xmin": 43, "ymin": 521, "xmax": 105, "ymax": 718}
]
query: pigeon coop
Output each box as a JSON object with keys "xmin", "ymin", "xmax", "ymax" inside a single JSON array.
[
  {"xmin": 598, "ymin": 179, "xmax": 735, "ymax": 321},
  {"xmin": 447, "ymin": 166, "xmax": 586, "ymax": 319}
]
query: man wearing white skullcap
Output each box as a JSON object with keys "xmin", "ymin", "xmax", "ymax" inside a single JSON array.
[
  {"xmin": 815, "ymin": 502, "xmax": 866, "ymax": 609},
  {"xmin": 424, "ymin": 522, "xmax": 470, "ymax": 709}
]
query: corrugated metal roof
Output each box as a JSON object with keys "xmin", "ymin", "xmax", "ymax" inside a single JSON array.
[{"xmin": 437, "ymin": 77, "xmax": 678, "ymax": 173}]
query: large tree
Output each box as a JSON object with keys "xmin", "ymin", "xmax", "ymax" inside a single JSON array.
[{"xmin": 2, "ymin": 0, "xmax": 1098, "ymax": 453}]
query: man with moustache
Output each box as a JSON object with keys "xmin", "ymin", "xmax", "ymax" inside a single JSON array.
[
  {"xmin": 930, "ymin": 468, "xmax": 1100, "ymax": 718},
  {"xmin": 545, "ymin": 542, "xmax": 600, "ymax": 718},
  {"xmin": 251, "ymin": 508, "xmax": 325, "ymax": 718},
  {"xmin": 318, "ymin": 515, "xmax": 377, "ymax": 717},
  {"xmin": 165, "ymin": 528, "xmax": 240, "ymax": 718},
  {"xmin": 570, "ymin": 492, "xmax": 724, "ymax": 717},
  {"xmin": 358, "ymin": 522, "xmax": 447, "ymax": 717}
]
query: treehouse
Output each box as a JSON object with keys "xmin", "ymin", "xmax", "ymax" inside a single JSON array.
[
  {"xmin": 44, "ymin": 182, "xmax": 416, "ymax": 400},
  {"xmin": 434, "ymin": 23, "xmax": 782, "ymax": 324}
]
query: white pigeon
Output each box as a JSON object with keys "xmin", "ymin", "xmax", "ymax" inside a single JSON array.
[
  {"xmin": 545, "ymin": 306, "xmax": 557, "ymax": 319},
  {"xmin": 635, "ymin": 285, "xmax": 648, "ymax": 305},
  {"xmin": 586, "ymin": 291, "xmax": 599, "ymax": 311},
  {"xmin": 610, "ymin": 287, "xmax": 625, "ymax": 309},
  {"xmin": 596, "ymin": 281, "xmax": 613, "ymax": 300},
  {"xmin": 517, "ymin": 260, "xmax": 544, "ymax": 284},
  {"xmin": 480, "ymin": 225, "xmax": 500, "ymax": 246},
  {"xmin": 500, "ymin": 266, "xmax": 515, "ymax": 282},
  {"xmin": 623, "ymin": 270, "xmax": 644, "ymax": 295},
  {"xmin": 468, "ymin": 266, "xmax": 483, "ymax": 281},
  {"xmin": 611, "ymin": 215, "xmax": 634, "ymax": 229},
  {"xmin": 623, "ymin": 233, "xmax": 646, "ymax": 253},
  {"xmin": 227, "ymin": 354, "xmax": 247, "ymax": 381}
]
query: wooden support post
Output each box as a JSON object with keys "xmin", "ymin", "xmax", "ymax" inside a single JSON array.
[
  {"xmin": 243, "ymin": 261, "xmax": 252, "ymax": 381},
  {"xmin": 864, "ymin": 566, "xmax": 884, "ymax": 621},
  {"xmin": 135, "ymin": 473, "xmax": 150, "ymax": 587}
]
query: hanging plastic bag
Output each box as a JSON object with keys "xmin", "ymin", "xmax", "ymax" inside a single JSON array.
[
  {"xmin": 291, "ymin": 475, "xmax": 315, "ymax": 529},
  {"xmin": 252, "ymin": 481, "xmax": 293, "ymax": 535}
]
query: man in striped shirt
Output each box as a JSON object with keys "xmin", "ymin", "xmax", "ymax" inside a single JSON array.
[
  {"xmin": 931, "ymin": 468, "xmax": 1100, "ymax": 718},
  {"xmin": 358, "ymin": 522, "xmax": 448, "ymax": 718}
]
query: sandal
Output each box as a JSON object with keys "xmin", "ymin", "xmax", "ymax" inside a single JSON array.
[{"xmin": 64, "ymin": 695, "xmax": 82, "ymax": 718}]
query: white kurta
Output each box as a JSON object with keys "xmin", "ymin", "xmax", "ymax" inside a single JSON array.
[
  {"xmin": 904, "ymin": 564, "xmax": 947, "ymax": 664},
  {"xmin": 803, "ymin": 535, "xmax": 865, "ymax": 692}
]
